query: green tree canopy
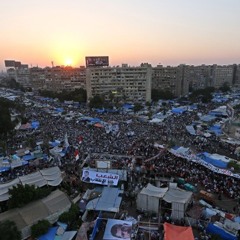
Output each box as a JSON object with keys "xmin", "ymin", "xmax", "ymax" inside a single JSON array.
[
  {"xmin": 0, "ymin": 220, "xmax": 21, "ymax": 240},
  {"xmin": 89, "ymin": 95, "xmax": 104, "ymax": 109},
  {"xmin": 31, "ymin": 219, "xmax": 51, "ymax": 239},
  {"xmin": 58, "ymin": 204, "xmax": 81, "ymax": 230},
  {"xmin": 219, "ymin": 82, "xmax": 231, "ymax": 93},
  {"xmin": 39, "ymin": 88, "xmax": 87, "ymax": 103},
  {"xmin": 151, "ymin": 89, "xmax": 174, "ymax": 102},
  {"xmin": 8, "ymin": 184, "xmax": 51, "ymax": 209}
]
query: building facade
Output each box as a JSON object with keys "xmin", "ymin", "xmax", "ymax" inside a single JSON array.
[{"xmin": 86, "ymin": 63, "xmax": 152, "ymax": 103}]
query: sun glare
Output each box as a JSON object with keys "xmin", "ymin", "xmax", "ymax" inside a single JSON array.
[{"xmin": 65, "ymin": 59, "xmax": 72, "ymax": 66}]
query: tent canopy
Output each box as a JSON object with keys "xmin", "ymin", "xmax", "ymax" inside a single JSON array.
[
  {"xmin": 164, "ymin": 222, "xmax": 194, "ymax": 240},
  {"xmin": 163, "ymin": 188, "xmax": 192, "ymax": 204},
  {"xmin": 86, "ymin": 187, "xmax": 123, "ymax": 212}
]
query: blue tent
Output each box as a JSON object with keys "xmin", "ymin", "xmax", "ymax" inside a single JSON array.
[
  {"xmin": 172, "ymin": 108, "xmax": 186, "ymax": 114},
  {"xmin": 0, "ymin": 166, "xmax": 10, "ymax": 173},
  {"xmin": 209, "ymin": 125, "xmax": 222, "ymax": 136},
  {"xmin": 31, "ymin": 121, "xmax": 40, "ymax": 129},
  {"xmin": 200, "ymin": 115, "xmax": 216, "ymax": 122},
  {"xmin": 95, "ymin": 108, "xmax": 105, "ymax": 114},
  {"xmin": 55, "ymin": 108, "xmax": 64, "ymax": 113},
  {"xmin": 49, "ymin": 140, "xmax": 61, "ymax": 147},
  {"xmin": 206, "ymin": 223, "xmax": 237, "ymax": 240},
  {"xmin": 197, "ymin": 152, "xmax": 228, "ymax": 169},
  {"xmin": 22, "ymin": 154, "xmax": 35, "ymax": 161},
  {"xmin": 122, "ymin": 103, "xmax": 134, "ymax": 109},
  {"xmin": 38, "ymin": 227, "xmax": 58, "ymax": 240}
]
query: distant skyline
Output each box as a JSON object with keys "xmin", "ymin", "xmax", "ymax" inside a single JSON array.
[{"xmin": 1, "ymin": 0, "xmax": 240, "ymax": 71}]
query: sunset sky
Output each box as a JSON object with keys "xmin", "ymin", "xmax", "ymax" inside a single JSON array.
[{"xmin": 1, "ymin": 0, "xmax": 240, "ymax": 71}]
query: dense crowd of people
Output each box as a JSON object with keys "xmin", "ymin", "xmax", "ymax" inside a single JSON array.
[{"xmin": 1, "ymin": 93, "xmax": 240, "ymax": 239}]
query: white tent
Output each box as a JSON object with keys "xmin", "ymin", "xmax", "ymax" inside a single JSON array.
[
  {"xmin": 136, "ymin": 183, "xmax": 168, "ymax": 213},
  {"xmin": 163, "ymin": 188, "xmax": 192, "ymax": 220},
  {"xmin": 0, "ymin": 166, "xmax": 63, "ymax": 201}
]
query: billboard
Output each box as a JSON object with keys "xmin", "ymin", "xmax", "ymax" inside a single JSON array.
[
  {"xmin": 15, "ymin": 61, "xmax": 22, "ymax": 67},
  {"xmin": 81, "ymin": 169, "xmax": 119, "ymax": 186},
  {"xmin": 103, "ymin": 219, "xmax": 132, "ymax": 240},
  {"xmin": 85, "ymin": 56, "xmax": 109, "ymax": 67},
  {"xmin": 4, "ymin": 60, "xmax": 16, "ymax": 67}
]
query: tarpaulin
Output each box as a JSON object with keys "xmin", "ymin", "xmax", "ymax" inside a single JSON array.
[{"xmin": 163, "ymin": 222, "xmax": 194, "ymax": 240}]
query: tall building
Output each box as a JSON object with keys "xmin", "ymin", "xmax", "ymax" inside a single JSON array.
[
  {"xmin": 212, "ymin": 64, "xmax": 234, "ymax": 88},
  {"xmin": 86, "ymin": 63, "xmax": 152, "ymax": 103},
  {"xmin": 152, "ymin": 64, "xmax": 189, "ymax": 97}
]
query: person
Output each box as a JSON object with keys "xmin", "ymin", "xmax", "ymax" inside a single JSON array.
[
  {"xmin": 81, "ymin": 170, "xmax": 90, "ymax": 182},
  {"xmin": 111, "ymin": 223, "xmax": 132, "ymax": 239}
]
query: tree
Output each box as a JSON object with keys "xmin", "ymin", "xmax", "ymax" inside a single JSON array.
[
  {"xmin": 0, "ymin": 220, "xmax": 21, "ymax": 240},
  {"xmin": 219, "ymin": 82, "xmax": 231, "ymax": 93},
  {"xmin": 31, "ymin": 220, "xmax": 51, "ymax": 239},
  {"xmin": 58, "ymin": 204, "xmax": 81, "ymax": 230},
  {"xmin": 8, "ymin": 184, "xmax": 51, "ymax": 208},
  {"xmin": 89, "ymin": 95, "xmax": 104, "ymax": 109},
  {"xmin": 151, "ymin": 89, "xmax": 174, "ymax": 101},
  {"xmin": 133, "ymin": 103, "xmax": 143, "ymax": 113}
]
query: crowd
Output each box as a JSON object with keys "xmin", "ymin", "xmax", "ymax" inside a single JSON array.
[{"xmin": 1, "ymin": 94, "xmax": 240, "ymax": 239}]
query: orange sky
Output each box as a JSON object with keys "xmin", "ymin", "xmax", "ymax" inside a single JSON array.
[{"xmin": 1, "ymin": 0, "xmax": 240, "ymax": 71}]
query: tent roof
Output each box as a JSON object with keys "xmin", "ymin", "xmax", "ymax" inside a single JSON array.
[
  {"xmin": 163, "ymin": 188, "xmax": 192, "ymax": 203},
  {"xmin": 0, "ymin": 167, "xmax": 62, "ymax": 201},
  {"xmin": 139, "ymin": 183, "xmax": 168, "ymax": 198},
  {"xmin": 0, "ymin": 190, "xmax": 71, "ymax": 239},
  {"xmin": 86, "ymin": 187, "xmax": 123, "ymax": 212},
  {"xmin": 164, "ymin": 222, "xmax": 194, "ymax": 240}
]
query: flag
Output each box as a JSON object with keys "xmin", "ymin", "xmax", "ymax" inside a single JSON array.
[
  {"xmin": 74, "ymin": 149, "xmax": 80, "ymax": 161},
  {"xmin": 78, "ymin": 136, "xmax": 83, "ymax": 144}
]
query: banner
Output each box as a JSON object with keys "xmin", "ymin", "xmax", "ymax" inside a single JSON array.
[
  {"xmin": 103, "ymin": 219, "xmax": 132, "ymax": 240},
  {"xmin": 81, "ymin": 170, "xmax": 119, "ymax": 186}
]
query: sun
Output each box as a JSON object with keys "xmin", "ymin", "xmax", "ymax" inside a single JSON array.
[{"xmin": 65, "ymin": 58, "xmax": 73, "ymax": 66}]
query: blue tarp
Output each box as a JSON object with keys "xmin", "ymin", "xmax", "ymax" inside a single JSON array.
[
  {"xmin": 55, "ymin": 108, "xmax": 64, "ymax": 113},
  {"xmin": 31, "ymin": 121, "xmax": 40, "ymax": 129},
  {"xmin": 172, "ymin": 108, "xmax": 186, "ymax": 114},
  {"xmin": 38, "ymin": 227, "xmax": 58, "ymax": 240},
  {"xmin": 49, "ymin": 140, "xmax": 61, "ymax": 147},
  {"xmin": 197, "ymin": 152, "xmax": 228, "ymax": 169},
  {"xmin": 22, "ymin": 154, "xmax": 35, "ymax": 161},
  {"xmin": 122, "ymin": 103, "xmax": 134, "ymax": 109},
  {"xmin": 209, "ymin": 125, "xmax": 222, "ymax": 136},
  {"xmin": 0, "ymin": 167, "xmax": 10, "ymax": 173},
  {"xmin": 200, "ymin": 115, "xmax": 216, "ymax": 122},
  {"xmin": 186, "ymin": 125, "xmax": 196, "ymax": 135},
  {"xmin": 206, "ymin": 223, "xmax": 237, "ymax": 240}
]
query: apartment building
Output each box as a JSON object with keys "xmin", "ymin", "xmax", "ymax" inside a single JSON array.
[
  {"xmin": 184, "ymin": 65, "xmax": 213, "ymax": 90},
  {"xmin": 152, "ymin": 64, "xmax": 189, "ymax": 97},
  {"xmin": 86, "ymin": 63, "xmax": 152, "ymax": 103},
  {"xmin": 212, "ymin": 65, "xmax": 234, "ymax": 88}
]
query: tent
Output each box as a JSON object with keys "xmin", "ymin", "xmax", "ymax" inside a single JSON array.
[
  {"xmin": 0, "ymin": 166, "xmax": 63, "ymax": 201},
  {"xmin": 163, "ymin": 188, "xmax": 192, "ymax": 220},
  {"xmin": 164, "ymin": 222, "xmax": 194, "ymax": 240},
  {"xmin": 209, "ymin": 124, "xmax": 222, "ymax": 136},
  {"xmin": 136, "ymin": 183, "xmax": 168, "ymax": 213},
  {"xmin": 197, "ymin": 152, "xmax": 229, "ymax": 169},
  {"xmin": 86, "ymin": 187, "xmax": 123, "ymax": 212},
  {"xmin": 206, "ymin": 223, "xmax": 237, "ymax": 240},
  {"xmin": 171, "ymin": 108, "xmax": 186, "ymax": 114},
  {"xmin": 38, "ymin": 227, "xmax": 58, "ymax": 240},
  {"xmin": 0, "ymin": 190, "xmax": 71, "ymax": 239},
  {"xmin": 186, "ymin": 125, "xmax": 196, "ymax": 135}
]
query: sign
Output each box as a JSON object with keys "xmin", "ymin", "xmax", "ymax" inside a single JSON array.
[
  {"xmin": 103, "ymin": 219, "xmax": 132, "ymax": 240},
  {"xmin": 81, "ymin": 170, "xmax": 119, "ymax": 185},
  {"xmin": 85, "ymin": 56, "xmax": 109, "ymax": 67}
]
